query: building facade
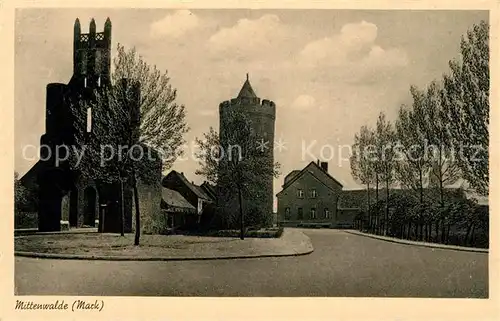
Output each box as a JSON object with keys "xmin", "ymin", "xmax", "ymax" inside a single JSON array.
[
  {"xmin": 162, "ymin": 170, "xmax": 214, "ymax": 228},
  {"xmin": 277, "ymin": 161, "xmax": 345, "ymax": 227}
]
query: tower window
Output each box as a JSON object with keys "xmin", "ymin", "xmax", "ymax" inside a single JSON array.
[
  {"xmin": 97, "ymin": 76, "xmax": 101, "ymax": 87},
  {"xmin": 84, "ymin": 77, "xmax": 87, "ymax": 88},
  {"xmin": 86, "ymin": 107, "xmax": 92, "ymax": 132}
]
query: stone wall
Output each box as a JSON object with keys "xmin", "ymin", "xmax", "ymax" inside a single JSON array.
[{"xmin": 131, "ymin": 181, "xmax": 163, "ymax": 234}]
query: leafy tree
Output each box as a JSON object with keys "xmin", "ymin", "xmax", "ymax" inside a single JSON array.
[
  {"xmin": 195, "ymin": 108, "xmax": 280, "ymax": 239},
  {"xmin": 421, "ymin": 81, "xmax": 462, "ymax": 204},
  {"xmin": 375, "ymin": 112, "xmax": 396, "ymax": 235},
  {"xmin": 70, "ymin": 44, "xmax": 189, "ymax": 245},
  {"xmin": 441, "ymin": 20, "xmax": 489, "ymax": 196}
]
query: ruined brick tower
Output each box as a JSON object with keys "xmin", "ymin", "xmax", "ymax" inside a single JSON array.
[
  {"xmin": 218, "ymin": 75, "xmax": 276, "ymax": 227},
  {"xmin": 36, "ymin": 18, "xmax": 120, "ymax": 232}
]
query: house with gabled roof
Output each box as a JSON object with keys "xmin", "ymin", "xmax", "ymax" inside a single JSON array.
[
  {"xmin": 162, "ymin": 170, "xmax": 215, "ymax": 228},
  {"xmin": 277, "ymin": 160, "xmax": 350, "ymax": 228}
]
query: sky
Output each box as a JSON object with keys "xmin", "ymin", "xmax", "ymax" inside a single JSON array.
[{"xmin": 15, "ymin": 9, "xmax": 488, "ymax": 203}]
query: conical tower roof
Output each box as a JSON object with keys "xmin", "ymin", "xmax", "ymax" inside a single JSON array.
[{"xmin": 237, "ymin": 73, "xmax": 257, "ymax": 98}]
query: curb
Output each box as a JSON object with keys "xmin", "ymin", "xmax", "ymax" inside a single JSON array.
[
  {"xmin": 343, "ymin": 230, "xmax": 489, "ymax": 253},
  {"xmin": 14, "ymin": 230, "xmax": 315, "ymax": 261},
  {"xmin": 14, "ymin": 248, "xmax": 314, "ymax": 261}
]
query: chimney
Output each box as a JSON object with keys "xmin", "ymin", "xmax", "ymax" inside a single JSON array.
[{"xmin": 320, "ymin": 162, "xmax": 328, "ymax": 173}]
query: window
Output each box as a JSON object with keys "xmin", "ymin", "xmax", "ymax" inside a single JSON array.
[
  {"xmin": 310, "ymin": 189, "xmax": 317, "ymax": 198},
  {"xmin": 86, "ymin": 107, "xmax": 92, "ymax": 132},
  {"xmin": 297, "ymin": 208, "xmax": 303, "ymax": 220},
  {"xmin": 84, "ymin": 77, "xmax": 87, "ymax": 88},
  {"xmin": 311, "ymin": 208, "xmax": 316, "ymax": 219},
  {"xmin": 297, "ymin": 189, "xmax": 304, "ymax": 198},
  {"xmin": 324, "ymin": 208, "xmax": 330, "ymax": 219},
  {"xmin": 285, "ymin": 207, "xmax": 291, "ymax": 220}
]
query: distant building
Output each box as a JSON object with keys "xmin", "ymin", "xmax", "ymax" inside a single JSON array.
[
  {"xmin": 162, "ymin": 170, "xmax": 214, "ymax": 228},
  {"xmin": 161, "ymin": 187, "xmax": 197, "ymax": 229},
  {"xmin": 277, "ymin": 160, "xmax": 357, "ymax": 228}
]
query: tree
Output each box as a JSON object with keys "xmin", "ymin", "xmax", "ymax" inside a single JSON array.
[
  {"xmin": 196, "ymin": 108, "xmax": 280, "ymax": 239},
  {"xmin": 394, "ymin": 93, "xmax": 433, "ymax": 240},
  {"xmin": 70, "ymin": 44, "xmax": 189, "ymax": 245},
  {"xmin": 350, "ymin": 126, "xmax": 375, "ymax": 231},
  {"xmin": 441, "ymin": 20, "xmax": 489, "ymax": 196},
  {"xmin": 422, "ymin": 81, "xmax": 461, "ymax": 204},
  {"xmin": 375, "ymin": 112, "xmax": 396, "ymax": 236}
]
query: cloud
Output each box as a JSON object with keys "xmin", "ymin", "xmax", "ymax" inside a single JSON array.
[
  {"xmin": 296, "ymin": 20, "xmax": 409, "ymax": 84},
  {"xmin": 207, "ymin": 14, "xmax": 290, "ymax": 60},
  {"xmin": 150, "ymin": 10, "xmax": 200, "ymax": 38},
  {"xmin": 291, "ymin": 95, "xmax": 316, "ymax": 111}
]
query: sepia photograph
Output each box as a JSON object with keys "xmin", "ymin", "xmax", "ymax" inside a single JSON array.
[{"xmin": 8, "ymin": 3, "xmax": 493, "ymax": 307}]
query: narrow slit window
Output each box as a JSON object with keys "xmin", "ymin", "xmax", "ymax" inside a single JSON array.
[{"xmin": 86, "ymin": 107, "xmax": 92, "ymax": 132}]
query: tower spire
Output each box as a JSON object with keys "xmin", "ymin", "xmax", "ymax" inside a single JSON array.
[{"xmin": 237, "ymin": 74, "xmax": 257, "ymax": 99}]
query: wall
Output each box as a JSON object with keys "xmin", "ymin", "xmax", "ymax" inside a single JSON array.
[{"xmin": 132, "ymin": 181, "xmax": 163, "ymax": 235}]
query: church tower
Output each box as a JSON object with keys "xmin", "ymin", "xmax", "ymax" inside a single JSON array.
[
  {"xmin": 218, "ymin": 75, "xmax": 276, "ymax": 226},
  {"xmin": 72, "ymin": 17, "xmax": 112, "ymax": 89}
]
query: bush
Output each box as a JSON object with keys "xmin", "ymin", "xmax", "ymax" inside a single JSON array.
[{"xmin": 15, "ymin": 211, "xmax": 37, "ymax": 229}]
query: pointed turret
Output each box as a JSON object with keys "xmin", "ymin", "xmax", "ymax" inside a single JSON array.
[
  {"xmin": 237, "ymin": 73, "xmax": 257, "ymax": 98},
  {"xmin": 104, "ymin": 17, "xmax": 112, "ymax": 38},
  {"xmin": 73, "ymin": 18, "xmax": 81, "ymax": 75},
  {"xmin": 74, "ymin": 18, "xmax": 81, "ymax": 33},
  {"xmin": 89, "ymin": 18, "xmax": 96, "ymax": 33},
  {"xmin": 105, "ymin": 17, "xmax": 112, "ymax": 28}
]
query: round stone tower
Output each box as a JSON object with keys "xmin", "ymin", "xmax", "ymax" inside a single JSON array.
[{"xmin": 218, "ymin": 74, "xmax": 276, "ymax": 226}]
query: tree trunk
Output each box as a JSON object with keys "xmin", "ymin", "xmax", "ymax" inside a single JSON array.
[
  {"xmin": 385, "ymin": 180, "xmax": 389, "ymax": 236},
  {"xmin": 133, "ymin": 174, "xmax": 141, "ymax": 246},
  {"xmin": 470, "ymin": 224, "xmax": 476, "ymax": 246},
  {"xmin": 238, "ymin": 186, "xmax": 244, "ymax": 240},
  {"xmin": 435, "ymin": 221, "xmax": 439, "ymax": 243},
  {"xmin": 367, "ymin": 183, "xmax": 371, "ymax": 232},
  {"xmin": 120, "ymin": 178, "xmax": 125, "ymax": 237},
  {"xmin": 445, "ymin": 223, "xmax": 451, "ymax": 244},
  {"xmin": 375, "ymin": 175, "xmax": 379, "ymax": 234},
  {"xmin": 465, "ymin": 223, "xmax": 473, "ymax": 246}
]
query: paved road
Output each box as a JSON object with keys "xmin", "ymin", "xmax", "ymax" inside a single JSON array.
[{"xmin": 14, "ymin": 229, "xmax": 488, "ymax": 297}]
